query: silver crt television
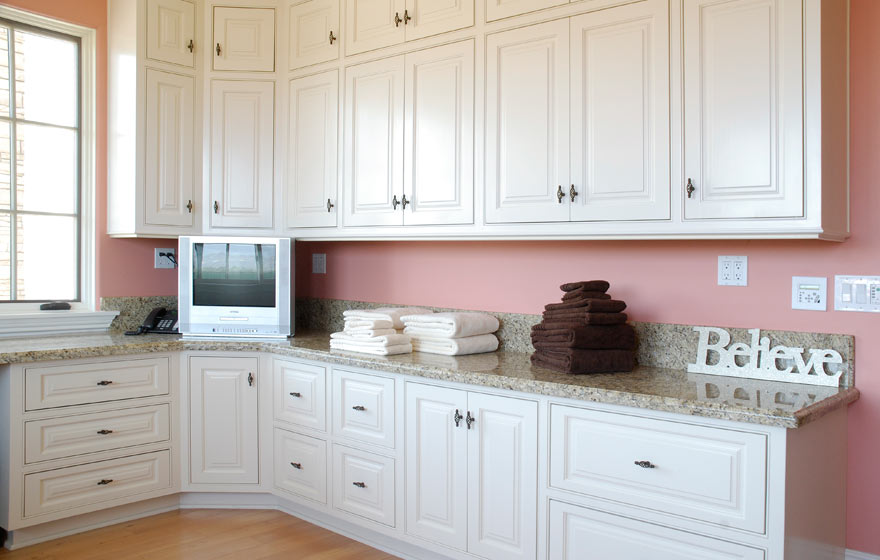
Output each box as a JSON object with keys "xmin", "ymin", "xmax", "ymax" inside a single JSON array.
[{"xmin": 178, "ymin": 236, "xmax": 293, "ymax": 338}]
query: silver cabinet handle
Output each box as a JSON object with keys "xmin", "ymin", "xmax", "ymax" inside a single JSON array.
[
  {"xmin": 213, "ymin": 200, "xmax": 219, "ymax": 214},
  {"xmin": 569, "ymin": 184, "xmax": 578, "ymax": 202},
  {"xmin": 352, "ymin": 481, "xmax": 366, "ymax": 488},
  {"xmin": 392, "ymin": 195, "xmax": 400, "ymax": 209},
  {"xmin": 247, "ymin": 372, "xmax": 254, "ymax": 387},
  {"xmin": 352, "ymin": 405, "xmax": 366, "ymax": 411},
  {"xmin": 327, "ymin": 198, "xmax": 334, "ymax": 213},
  {"xmin": 401, "ymin": 193, "xmax": 409, "ymax": 210},
  {"xmin": 289, "ymin": 392, "xmax": 302, "ymax": 398},
  {"xmin": 454, "ymin": 409, "xmax": 463, "ymax": 427},
  {"xmin": 634, "ymin": 460, "xmax": 656, "ymax": 469},
  {"xmin": 556, "ymin": 185, "xmax": 564, "ymax": 203},
  {"xmin": 686, "ymin": 178, "xmax": 695, "ymax": 198},
  {"xmin": 466, "ymin": 411, "xmax": 475, "ymax": 429}
]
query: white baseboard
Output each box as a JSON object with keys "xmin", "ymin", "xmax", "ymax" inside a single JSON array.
[{"xmin": 847, "ymin": 550, "xmax": 880, "ymax": 560}]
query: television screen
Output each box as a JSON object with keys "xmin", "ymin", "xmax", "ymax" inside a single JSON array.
[{"xmin": 192, "ymin": 243, "xmax": 276, "ymax": 307}]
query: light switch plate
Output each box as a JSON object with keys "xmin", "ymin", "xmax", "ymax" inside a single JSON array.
[
  {"xmin": 312, "ymin": 253, "xmax": 326, "ymax": 274},
  {"xmin": 834, "ymin": 275, "xmax": 880, "ymax": 312},
  {"xmin": 792, "ymin": 276, "xmax": 827, "ymax": 311},
  {"xmin": 718, "ymin": 256, "xmax": 748, "ymax": 286}
]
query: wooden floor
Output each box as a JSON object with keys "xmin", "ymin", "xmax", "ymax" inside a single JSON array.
[{"xmin": 0, "ymin": 509, "xmax": 399, "ymax": 559}]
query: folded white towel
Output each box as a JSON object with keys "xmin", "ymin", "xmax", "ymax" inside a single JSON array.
[
  {"xmin": 330, "ymin": 340, "xmax": 412, "ymax": 356},
  {"xmin": 343, "ymin": 307, "xmax": 433, "ymax": 329},
  {"xmin": 344, "ymin": 319, "xmax": 394, "ymax": 330},
  {"xmin": 339, "ymin": 328, "xmax": 397, "ymax": 339},
  {"xmin": 401, "ymin": 312, "xmax": 499, "ymax": 338},
  {"xmin": 330, "ymin": 332, "xmax": 411, "ymax": 346},
  {"xmin": 410, "ymin": 334, "xmax": 499, "ymax": 356}
]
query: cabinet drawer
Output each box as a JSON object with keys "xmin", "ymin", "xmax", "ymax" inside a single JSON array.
[
  {"xmin": 549, "ymin": 405, "xmax": 767, "ymax": 533},
  {"xmin": 274, "ymin": 359, "xmax": 326, "ymax": 431},
  {"xmin": 332, "ymin": 369, "xmax": 395, "ymax": 448},
  {"xmin": 548, "ymin": 500, "xmax": 765, "ymax": 560},
  {"xmin": 25, "ymin": 357, "xmax": 170, "ymax": 411},
  {"xmin": 274, "ymin": 428, "xmax": 327, "ymax": 504},
  {"xmin": 332, "ymin": 445, "xmax": 395, "ymax": 527},
  {"xmin": 24, "ymin": 450, "xmax": 172, "ymax": 518},
  {"xmin": 25, "ymin": 404, "xmax": 170, "ymax": 464}
]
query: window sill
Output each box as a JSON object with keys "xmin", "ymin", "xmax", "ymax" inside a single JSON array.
[{"xmin": 0, "ymin": 311, "xmax": 119, "ymax": 338}]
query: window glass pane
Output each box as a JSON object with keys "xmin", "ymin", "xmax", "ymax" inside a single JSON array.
[
  {"xmin": 0, "ymin": 27, "xmax": 9, "ymax": 118},
  {"xmin": 0, "ymin": 121, "xmax": 9, "ymax": 209},
  {"xmin": 16, "ymin": 123, "xmax": 77, "ymax": 213},
  {"xmin": 16, "ymin": 214, "xmax": 76, "ymax": 300},
  {"xmin": 14, "ymin": 29, "xmax": 77, "ymax": 127},
  {"xmin": 0, "ymin": 214, "xmax": 9, "ymax": 299}
]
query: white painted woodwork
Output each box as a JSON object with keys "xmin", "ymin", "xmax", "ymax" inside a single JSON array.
[
  {"xmin": 332, "ymin": 444, "xmax": 396, "ymax": 526},
  {"xmin": 683, "ymin": 0, "xmax": 804, "ymax": 219},
  {"xmin": 24, "ymin": 404, "xmax": 170, "ymax": 464},
  {"xmin": 569, "ymin": 0, "xmax": 670, "ymax": 221},
  {"xmin": 146, "ymin": 0, "xmax": 195, "ymax": 67},
  {"xmin": 332, "ymin": 369, "xmax": 396, "ymax": 447},
  {"xmin": 144, "ymin": 69, "xmax": 195, "ymax": 227},
  {"xmin": 345, "ymin": 0, "xmax": 405, "ymax": 56},
  {"xmin": 210, "ymin": 80, "xmax": 275, "ymax": 229},
  {"xmin": 212, "ymin": 7, "xmax": 276, "ymax": 72},
  {"xmin": 549, "ymin": 404, "xmax": 768, "ymax": 533},
  {"xmin": 548, "ymin": 500, "xmax": 766, "ymax": 560},
  {"xmin": 485, "ymin": 20, "xmax": 570, "ymax": 224},
  {"xmin": 404, "ymin": 0, "xmax": 474, "ymax": 41},
  {"xmin": 23, "ymin": 450, "xmax": 172, "ymax": 519},
  {"xmin": 485, "ymin": 0, "xmax": 567, "ymax": 22},
  {"xmin": 466, "ymin": 393, "xmax": 537, "ymax": 560},
  {"xmin": 404, "ymin": 383, "xmax": 468, "ymax": 549},
  {"xmin": 274, "ymin": 428, "xmax": 327, "ymax": 503},
  {"xmin": 343, "ymin": 56, "xmax": 406, "ymax": 227},
  {"xmin": 273, "ymin": 358, "xmax": 327, "ymax": 431},
  {"xmin": 287, "ymin": 71, "xmax": 339, "ymax": 229},
  {"xmin": 189, "ymin": 357, "xmax": 259, "ymax": 485},
  {"xmin": 403, "ymin": 40, "xmax": 474, "ymax": 226},
  {"xmin": 24, "ymin": 358, "xmax": 170, "ymax": 411},
  {"xmin": 289, "ymin": 0, "xmax": 339, "ymax": 70}
]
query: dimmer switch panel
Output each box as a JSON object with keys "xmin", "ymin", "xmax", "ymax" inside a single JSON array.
[
  {"xmin": 834, "ymin": 275, "xmax": 880, "ymax": 312},
  {"xmin": 792, "ymin": 276, "xmax": 827, "ymax": 311}
]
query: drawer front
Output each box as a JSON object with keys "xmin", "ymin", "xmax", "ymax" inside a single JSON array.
[
  {"xmin": 25, "ymin": 404, "xmax": 170, "ymax": 464},
  {"xmin": 25, "ymin": 357, "xmax": 170, "ymax": 411},
  {"xmin": 274, "ymin": 359, "xmax": 327, "ymax": 431},
  {"xmin": 549, "ymin": 405, "xmax": 767, "ymax": 533},
  {"xmin": 332, "ymin": 444, "xmax": 395, "ymax": 527},
  {"xmin": 332, "ymin": 369, "xmax": 395, "ymax": 448},
  {"xmin": 548, "ymin": 500, "xmax": 765, "ymax": 560},
  {"xmin": 274, "ymin": 428, "xmax": 327, "ymax": 504},
  {"xmin": 24, "ymin": 450, "xmax": 172, "ymax": 518}
]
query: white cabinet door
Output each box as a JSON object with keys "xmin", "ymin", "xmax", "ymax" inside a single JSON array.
[
  {"xmin": 403, "ymin": 40, "xmax": 474, "ymax": 226},
  {"xmin": 332, "ymin": 444, "xmax": 396, "ymax": 526},
  {"xmin": 343, "ymin": 56, "xmax": 405, "ymax": 227},
  {"xmin": 485, "ymin": 20, "xmax": 570, "ymax": 224},
  {"xmin": 273, "ymin": 359, "xmax": 327, "ymax": 431},
  {"xmin": 289, "ymin": 0, "xmax": 339, "ymax": 70},
  {"xmin": 570, "ymin": 0, "xmax": 670, "ymax": 222},
  {"xmin": 287, "ymin": 71, "xmax": 338, "ymax": 228},
  {"xmin": 189, "ymin": 357, "xmax": 260, "ymax": 485},
  {"xmin": 274, "ymin": 428, "xmax": 327, "ymax": 503},
  {"xmin": 683, "ymin": 0, "xmax": 803, "ymax": 219},
  {"xmin": 345, "ymin": 0, "xmax": 405, "ymax": 56},
  {"xmin": 467, "ymin": 393, "xmax": 537, "ymax": 560},
  {"xmin": 144, "ymin": 69, "xmax": 195, "ymax": 228},
  {"xmin": 404, "ymin": 383, "xmax": 468, "ymax": 550},
  {"xmin": 332, "ymin": 369, "xmax": 396, "ymax": 448},
  {"xmin": 404, "ymin": 0, "xmax": 474, "ymax": 41},
  {"xmin": 485, "ymin": 0, "xmax": 567, "ymax": 23},
  {"xmin": 213, "ymin": 7, "xmax": 276, "ymax": 71},
  {"xmin": 146, "ymin": 0, "xmax": 195, "ymax": 67},
  {"xmin": 210, "ymin": 80, "xmax": 275, "ymax": 229}
]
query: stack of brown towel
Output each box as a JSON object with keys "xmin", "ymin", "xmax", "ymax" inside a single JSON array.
[{"xmin": 530, "ymin": 280, "xmax": 636, "ymax": 374}]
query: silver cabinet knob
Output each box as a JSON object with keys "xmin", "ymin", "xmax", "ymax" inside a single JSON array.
[{"xmin": 634, "ymin": 460, "xmax": 656, "ymax": 469}]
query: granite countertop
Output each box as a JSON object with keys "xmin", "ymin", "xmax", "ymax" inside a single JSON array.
[{"xmin": 0, "ymin": 331, "xmax": 859, "ymax": 429}]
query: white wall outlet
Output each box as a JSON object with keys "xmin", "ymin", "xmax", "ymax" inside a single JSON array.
[
  {"xmin": 154, "ymin": 248, "xmax": 176, "ymax": 269},
  {"xmin": 792, "ymin": 276, "xmax": 827, "ymax": 311},
  {"xmin": 312, "ymin": 253, "xmax": 326, "ymax": 274},
  {"xmin": 718, "ymin": 256, "xmax": 748, "ymax": 286},
  {"xmin": 834, "ymin": 275, "xmax": 880, "ymax": 312}
]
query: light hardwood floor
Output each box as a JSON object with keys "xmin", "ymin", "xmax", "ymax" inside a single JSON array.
[{"xmin": 0, "ymin": 509, "xmax": 399, "ymax": 559}]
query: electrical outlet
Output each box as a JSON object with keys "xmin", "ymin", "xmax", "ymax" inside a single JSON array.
[
  {"xmin": 718, "ymin": 256, "xmax": 748, "ymax": 286},
  {"xmin": 312, "ymin": 253, "xmax": 326, "ymax": 274},
  {"xmin": 792, "ymin": 276, "xmax": 827, "ymax": 311},
  {"xmin": 154, "ymin": 248, "xmax": 176, "ymax": 269}
]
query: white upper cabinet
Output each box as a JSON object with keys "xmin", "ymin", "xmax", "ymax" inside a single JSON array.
[
  {"xmin": 486, "ymin": 0, "xmax": 566, "ymax": 22},
  {"xmin": 146, "ymin": 0, "xmax": 195, "ymax": 67},
  {"xmin": 213, "ymin": 7, "xmax": 276, "ymax": 71},
  {"xmin": 289, "ymin": 0, "xmax": 340, "ymax": 70},
  {"xmin": 404, "ymin": 0, "xmax": 474, "ymax": 42}
]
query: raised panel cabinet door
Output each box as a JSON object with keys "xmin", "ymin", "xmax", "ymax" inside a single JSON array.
[
  {"xmin": 345, "ymin": 0, "xmax": 405, "ymax": 56},
  {"xmin": 485, "ymin": 0, "xmax": 567, "ymax": 23},
  {"xmin": 404, "ymin": 383, "xmax": 468, "ymax": 550},
  {"xmin": 213, "ymin": 7, "xmax": 276, "ymax": 71},
  {"xmin": 145, "ymin": 69, "xmax": 195, "ymax": 228},
  {"xmin": 332, "ymin": 444, "xmax": 396, "ymax": 526},
  {"xmin": 683, "ymin": 0, "xmax": 803, "ymax": 219},
  {"xmin": 343, "ymin": 56, "xmax": 405, "ymax": 227},
  {"xmin": 273, "ymin": 358, "xmax": 327, "ymax": 431},
  {"xmin": 287, "ymin": 71, "xmax": 339, "ymax": 229},
  {"xmin": 274, "ymin": 428, "xmax": 328, "ymax": 503},
  {"xmin": 570, "ymin": 0, "xmax": 670, "ymax": 222},
  {"xmin": 403, "ymin": 40, "xmax": 474, "ymax": 226},
  {"xmin": 485, "ymin": 20, "xmax": 570, "ymax": 224},
  {"xmin": 289, "ymin": 0, "xmax": 340, "ymax": 70},
  {"xmin": 466, "ymin": 393, "xmax": 538, "ymax": 560},
  {"xmin": 404, "ymin": 0, "xmax": 474, "ymax": 41},
  {"xmin": 146, "ymin": 0, "xmax": 195, "ymax": 67},
  {"xmin": 189, "ymin": 356, "xmax": 260, "ymax": 485},
  {"xmin": 210, "ymin": 80, "xmax": 275, "ymax": 229}
]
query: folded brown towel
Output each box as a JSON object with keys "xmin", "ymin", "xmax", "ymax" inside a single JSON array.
[
  {"xmin": 560, "ymin": 280, "xmax": 610, "ymax": 293},
  {"xmin": 531, "ymin": 348, "xmax": 635, "ymax": 374},
  {"xmin": 534, "ymin": 313, "xmax": 628, "ymax": 327},
  {"xmin": 545, "ymin": 298, "xmax": 626, "ymax": 313},
  {"xmin": 559, "ymin": 291, "xmax": 612, "ymax": 302},
  {"xmin": 530, "ymin": 324, "xmax": 635, "ymax": 350}
]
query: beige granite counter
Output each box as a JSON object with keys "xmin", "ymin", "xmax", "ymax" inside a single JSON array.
[{"xmin": 0, "ymin": 331, "xmax": 858, "ymax": 429}]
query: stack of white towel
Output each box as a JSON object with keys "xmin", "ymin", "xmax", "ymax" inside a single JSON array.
[
  {"xmin": 401, "ymin": 312, "xmax": 500, "ymax": 356},
  {"xmin": 329, "ymin": 307, "xmax": 433, "ymax": 356}
]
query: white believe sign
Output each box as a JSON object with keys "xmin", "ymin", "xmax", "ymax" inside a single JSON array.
[{"xmin": 686, "ymin": 327, "xmax": 844, "ymax": 387}]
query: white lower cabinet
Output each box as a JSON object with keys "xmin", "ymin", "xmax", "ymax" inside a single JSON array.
[
  {"xmin": 274, "ymin": 428, "xmax": 327, "ymax": 504},
  {"xmin": 332, "ymin": 444, "xmax": 396, "ymax": 527}
]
